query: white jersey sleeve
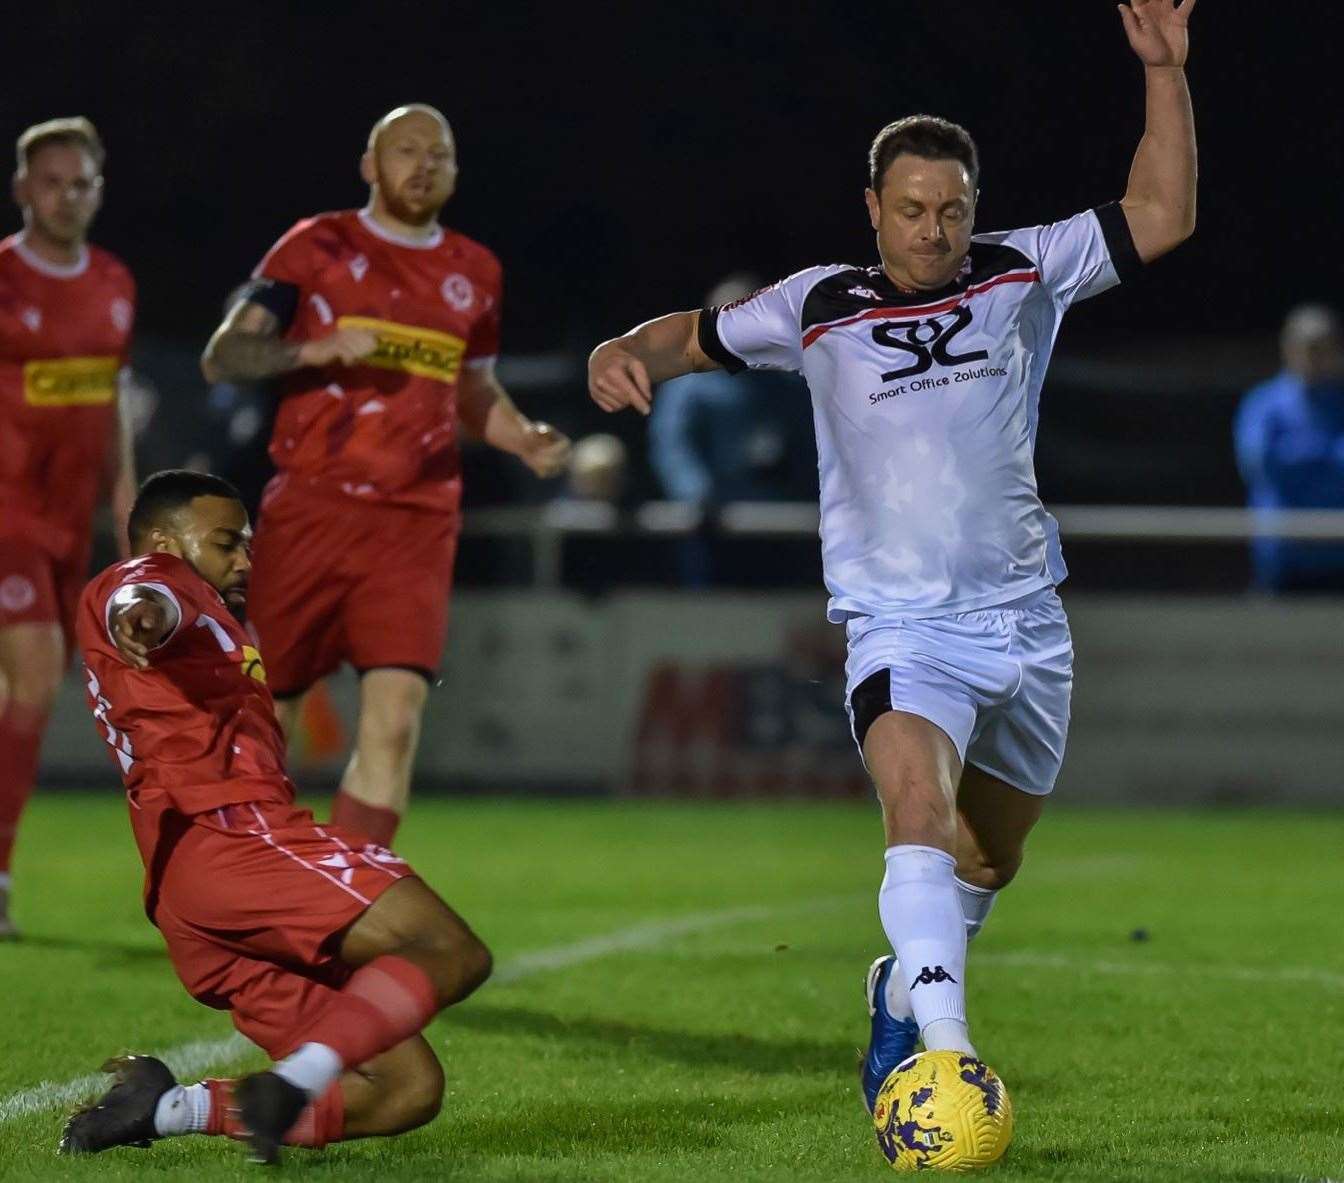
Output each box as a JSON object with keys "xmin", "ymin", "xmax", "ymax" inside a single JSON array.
[
  {"xmin": 980, "ymin": 202, "xmax": 1143, "ymax": 310},
  {"xmin": 697, "ymin": 265, "xmax": 847, "ymax": 374}
]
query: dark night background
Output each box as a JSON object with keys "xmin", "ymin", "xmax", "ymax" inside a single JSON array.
[
  {"xmin": 6, "ymin": 1, "xmax": 1343, "ymax": 557},
  {"xmin": 8, "ymin": 1, "xmax": 1340, "ymax": 350}
]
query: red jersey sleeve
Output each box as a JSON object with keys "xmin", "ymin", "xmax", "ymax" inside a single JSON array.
[
  {"xmin": 112, "ymin": 261, "xmax": 137, "ymax": 366},
  {"xmin": 463, "ymin": 253, "xmax": 503, "ymax": 364},
  {"xmin": 97, "ymin": 553, "xmax": 201, "ymax": 653},
  {"xmin": 244, "ymin": 217, "xmax": 328, "ymax": 330}
]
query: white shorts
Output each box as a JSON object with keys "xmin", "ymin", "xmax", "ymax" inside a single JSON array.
[{"xmin": 844, "ymin": 588, "xmax": 1073, "ymax": 796}]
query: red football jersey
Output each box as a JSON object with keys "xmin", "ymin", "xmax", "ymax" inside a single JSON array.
[
  {"xmin": 249, "ymin": 208, "xmax": 502, "ymax": 516},
  {"xmin": 0, "ymin": 233, "xmax": 135, "ymax": 561},
  {"xmin": 77, "ymin": 553, "xmax": 293, "ymax": 879}
]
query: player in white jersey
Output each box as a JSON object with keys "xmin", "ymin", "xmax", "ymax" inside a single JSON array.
[{"xmin": 588, "ymin": 0, "xmax": 1199, "ymax": 1122}]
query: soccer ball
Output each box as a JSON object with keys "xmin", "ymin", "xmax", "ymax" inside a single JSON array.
[{"xmin": 872, "ymin": 1050, "xmax": 1013, "ymax": 1172}]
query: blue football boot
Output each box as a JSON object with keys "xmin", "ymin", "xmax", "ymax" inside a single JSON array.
[{"xmin": 860, "ymin": 954, "xmax": 921, "ymax": 1114}]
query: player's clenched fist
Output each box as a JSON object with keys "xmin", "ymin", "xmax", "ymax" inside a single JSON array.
[
  {"xmin": 520, "ymin": 422, "xmax": 572, "ymax": 478},
  {"xmin": 589, "ymin": 340, "xmax": 654, "ymax": 416},
  {"xmin": 297, "ymin": 326, "xmax": 380, "ymax": 368},
  {"xmin": 107, "ymin": 588, "xmax": 179, "ymax": 670}
]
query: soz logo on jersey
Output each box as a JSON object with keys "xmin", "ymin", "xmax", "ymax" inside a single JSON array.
[
  {"xmin": 871, "ymin": 305, "xmax": 988, "ymax": 381},
  {"xmin": 440, "ymin": 273, "xmax": 474, "ymax": 310}
]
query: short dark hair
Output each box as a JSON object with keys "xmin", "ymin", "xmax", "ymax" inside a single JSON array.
[
  {"xmin": 16, "ymin": 116, "xmax": 105, "ymax": 173},
  {"xmin": 128, "ymin": 470, "xmax": 242, "ymax": 549},
  {"xmin": 868, "ymin": 115, "xmax": 979, "ymax": 194}
]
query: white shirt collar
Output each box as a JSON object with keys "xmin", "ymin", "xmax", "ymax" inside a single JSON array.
[
  {"xmin": 13, "ymin": 231, "xmax": 89, "ymax": 278},
  {"xmin": 357, "ymin": 207, "xmax": 444, "ymax": 250}
]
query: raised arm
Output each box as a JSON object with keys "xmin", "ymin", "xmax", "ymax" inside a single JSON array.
[
  {"xmin": 106, "ymin": 584, "xmax": 181, "ymax": 670},
  {"xmin": 200, "ymin": 300, "xmax": 378, "ymax": 384},
  {"xmin": 1117, "ymin": 0, "xmax": 1198, "ymax": 263},
  {"xmin": 589, "ymin": 311, "xmax": 718, "ymax": 417}
]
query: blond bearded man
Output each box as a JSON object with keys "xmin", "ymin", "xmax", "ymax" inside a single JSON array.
[{"xmin": 0, "ymin": 117, "xmax": 137, "ymax": 937}]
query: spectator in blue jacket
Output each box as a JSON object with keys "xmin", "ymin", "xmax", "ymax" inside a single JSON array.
[
  {"xmin": 650, "ymin": 275, "xmax": 817, "ymax": 585},
  {"xmin": 1234, "ymin": 304, "xmax": 1344, "ymax": 590}
]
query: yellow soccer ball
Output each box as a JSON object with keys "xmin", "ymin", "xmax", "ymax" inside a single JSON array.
[{"xmin": 872, "ymin": 1050, "xmax": 1013, "ymax": 1172}]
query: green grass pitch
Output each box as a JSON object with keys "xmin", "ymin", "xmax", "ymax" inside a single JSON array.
[{"xmin": 1, "ymin": 794, "xmax": 1341, "ymax": 1181}]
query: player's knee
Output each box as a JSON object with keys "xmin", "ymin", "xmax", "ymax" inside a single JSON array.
[
  {"xmin": 365, "ymin": 704, "xmax": 421, "ymax": 762},
  {"xmin": 403, "ymin": 918, "xmax": 492, "ymax": 1007},
  {"xmin": 458, "ymin": 933, "xmax": 492, "ymax": 998},
  {"xmin": 8, "ymin": 673, "xmax": 60, "ymax": 717},
  {"xmin": 878, "ymin": 780, "xmax": 956, "ymax": 846},
  {"xmin": 395, "ymin": 1050, "xmax": 445, "ymax": 1132},
  {"xmin": 432, "ymin": 929, "xmax": 491, "ymax": 1005},
  {"xmin": 956, "ymin": 851, "xmax": 1022, "ymax": 892}
]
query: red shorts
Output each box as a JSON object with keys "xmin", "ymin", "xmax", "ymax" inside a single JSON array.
[
  {"xmin": 0, "ymin": 534, "xmax": 85, "ymax": 651},
  {"xmin": 248, "ymin": 488, "xmax": 459, "ymax": 696},
  {"xmin": 153, "ymin": 800, "xmax": 416, "ymax": 1058}
]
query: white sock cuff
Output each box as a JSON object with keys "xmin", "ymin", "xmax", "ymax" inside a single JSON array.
[
  {"xmin": 883, "ymin": 843, "xmax": 954, "ymax": 864},
  {"xmin": 882, "ymin": 845, "xmax": 956, "ymax": 882},
  {"xmin": 954, "ymin": 876, "xmax": 998, "ymax": 941},
  {"xmin": 153, "ymin": 1082, "xmax": 211, "ymax": 1137},
  {"xmin": 273, "ymin": 1041, "xmax": 343, "ymax": 1100},
  {"xmin": 953, "ymin": 876, "xmax": 995, "ymax": 897}
]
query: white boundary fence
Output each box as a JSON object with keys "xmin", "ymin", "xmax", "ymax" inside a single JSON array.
[
  {"xmin": 39, "ymin": 506, "xmax": 1344, "ymax": 804},
  {"xmin": 461, "ymin": 503, "xmax": 1344, "ymax": 587}
]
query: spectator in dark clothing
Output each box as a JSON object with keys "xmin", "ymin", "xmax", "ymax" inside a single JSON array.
[
  {"xmin": 649, "ymin": 275, "xmax": 818, "ymax": 585},
  {"xmin": 1235, "ymin": 304, "xmax": 1344, "ymax": 591}
]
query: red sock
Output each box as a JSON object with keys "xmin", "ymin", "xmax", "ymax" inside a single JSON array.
[
  {"xmin": 204, "ymin": 1078, "xmax": 345, "ymax": 1147},
  {"xmin": 297, "ymin": 955, "xmax": 438, "ymax": 1069},
  {"xmin": 282, "ymin": 1081, "xmax": 345, "ymax": 1147},
  {"xmin": 330, "ymin": 788, "xmax": 401, "ymax": 849},
  {"xmin": 0, "ymin": 702, "xmax": 47, "ymax": 875},
  {"xmin": 204, "ymin": 1078, "xmax": 245, "ymax": 1139}
]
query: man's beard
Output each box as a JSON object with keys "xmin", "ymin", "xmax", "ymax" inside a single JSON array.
[
  {"xmin": 31, "ymin": 210, "xmax": 87, "ymax": 247},
  {"xmin": 376, "ymin": 176, "xmax": 446, "ymax": 228}
]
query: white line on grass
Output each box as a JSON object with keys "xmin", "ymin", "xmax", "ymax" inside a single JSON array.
[
  {"xmin": 978, "ymin": 950, "xmax": 1344, "ymax": 991},
  {"xmin": 0, "ymin": 895, "xmax": 856, "ymax": 1124},
  {"xmin": 0, "ymin": 1035, "xmax": 250, "ymax": 1125},
  {"xmin": 15, "ymin": 900, "xmax": 1333, "ymax": 1124}
]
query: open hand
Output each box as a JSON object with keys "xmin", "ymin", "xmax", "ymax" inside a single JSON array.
[{"xmin": 1119, "ymin": 0, "xmax": 1195, "ymax": 68}]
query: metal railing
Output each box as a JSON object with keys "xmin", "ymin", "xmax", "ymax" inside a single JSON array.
[{"xmin": 460, "ymin": 503, "xmax": 1344, "ymax": 587}]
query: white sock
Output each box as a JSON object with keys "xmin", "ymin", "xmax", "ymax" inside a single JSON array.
[
  {"xmin": 879, "ymin": 844, "xmax": 976, "ymax": 1056},
  {"xmin": 273, "ymin": 1041, "xmax": 344, "ymax": 1100},
  {"xmin": 955, "ymin": 877, "xmax": 998, "ymax": 941},
  {"xmin": 883, "ymin": 958, "xmax": 915, "ymax": 1020},
  {"xmin": 153, "ymin": 1082, "xmax": 211, "ymax": 1136}
]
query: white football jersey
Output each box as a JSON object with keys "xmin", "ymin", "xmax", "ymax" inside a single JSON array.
[{"xmin": 697, "ymin": 204, "xmax": 1142, "ymax": 621}]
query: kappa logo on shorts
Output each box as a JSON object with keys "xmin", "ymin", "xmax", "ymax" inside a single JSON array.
[
  {"xmin": 908, "ymin": 965, "xmax": 958, "ymax": 990},
  {"xmin": 336, "ymin": 315, "xmax": 466, "ymax": 383},
  {"xmin": 0, "ymin": 575, "xmax": 37, "ymax": 613},
  {"xmin": 440, "ymin": 272, "xmax": 474, "ymax": 311},
  {"xmin": 23, "ymin": 355, "xmax": 119, "ymax": 406}
]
